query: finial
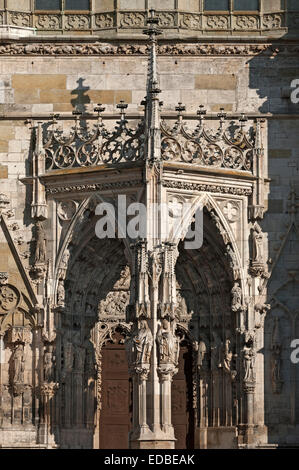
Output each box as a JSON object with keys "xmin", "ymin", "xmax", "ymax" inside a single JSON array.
[
  {"xmin": 239, "ymin": 113, "xmax": 248, "ymax": 130},
  {"xmin": 117, "ymin": 100, "xmax": 128, "ymax": 120},
  {"xmin": 217, "ymin": 107, "xmax": 227, "ymax": 120},
  {"xmin": 197, "ymin": 105, "xmax": 206, "ymax": 117},
  {"xmin": 143, "ymin": 9, "xmax": 162, "ymax": 39},
  {"xmin": 175, "ymin": 102, "xmax": 186, "ymax": 115},
  {"xmin": 94, "ymin": 103, "xmax": 105, "ymax": 114}
]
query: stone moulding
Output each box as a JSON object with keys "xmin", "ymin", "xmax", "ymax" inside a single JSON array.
[
  {"xmin": 44, "ymin": 180, "xmax": 143, "ymax": 195},
  {"xmin": 0, "ymin": 41, "xmax": 298, "ymax": 56},
  {"xmin": 161, "ymin": 179, "xmax": 252, "ymax": 196}
]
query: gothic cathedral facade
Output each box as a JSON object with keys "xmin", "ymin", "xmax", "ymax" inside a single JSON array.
[{"xmin": 0, "ymin": 1, "xmax": 299, "ymax": 449}]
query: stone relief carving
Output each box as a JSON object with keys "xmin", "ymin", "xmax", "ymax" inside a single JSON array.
[
  {"xmin": 57, "ymin": 200, "xmax": 78, "ymax": 221},
  {"xmin": 157, "ymin": 12, "xmax": 175, "ymax": 27},
  {"xmin": 180, "ymin": 13, "xmax": 201, "ymax": 29},
  {"xmin": 0, "ymin": 42, "xmax": 292, "ymax": 57},
  {"xmin": 205, "ymin": 15, "xmax": 229, "ymax": 30},
  {"xmin": 94, "ymin": 13, "xmax": 114, "ymax": 28},
  {"xmin": 120, "ymin": 12, "xmax": 145, "ymax": 28},
  {"xmin": 262, "ymin": 14, "xmax": 283, "ymax": 29},
  {"xmin": 35, "ymin": 14, "xmax": 61, "ymax": 30},
  {"xmin": 9, "ymin": 12, "xmax": 31, "ymax": 27},
  {"xmin": 234, "ymin": 15, "xmax": 258, "ymax": 30},
  {"xmin": 65, "ymin": 14, "xmax": 90, "ymax": 30}
]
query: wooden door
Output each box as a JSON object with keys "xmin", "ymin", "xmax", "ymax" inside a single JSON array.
[
  {"xmin": 171, "ymin": 341, "xmax": 195, "ymax": 449},
  {"xmin": 99, "ymin": 332, "xmax": 132, "ymax": 449}
]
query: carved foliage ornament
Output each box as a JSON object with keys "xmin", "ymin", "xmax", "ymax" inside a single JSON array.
[{"xmin": 0, "ymin": 43, "xmax": 291, "ymax": 57}]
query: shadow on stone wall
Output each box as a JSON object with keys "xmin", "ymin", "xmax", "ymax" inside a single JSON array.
[{"xmin": 248, "ymin": 23, "xmax": 299, "ymax": 445}]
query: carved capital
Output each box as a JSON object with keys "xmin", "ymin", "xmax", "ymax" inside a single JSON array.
[{"xmin": 40, "ymin": 382, "xmax": 59, "ymax": 398}]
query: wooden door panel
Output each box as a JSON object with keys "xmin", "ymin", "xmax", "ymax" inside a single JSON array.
[
  {"xmin": 172, "ymin": 343, "xmax": 194, "ymax": 449},
  {"xmin": 99, "ymin": 337, "xmax": 132, "ymax": 449}
]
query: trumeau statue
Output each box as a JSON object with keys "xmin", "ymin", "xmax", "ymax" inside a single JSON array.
[
  {"xmin": 243, "ymin": 343, "xmax": 255, "ymax": 382},
  {"xmin": 126, "ymin": 320, "xmax": 153, "ymax": 367},
  {"xmin": 156, "ymin": 319, "xmax": 179, "ymax": 366}
]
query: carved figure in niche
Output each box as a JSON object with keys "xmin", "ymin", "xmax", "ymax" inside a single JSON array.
[
  {"xmin": 223, "ymin": 339, "xmax": 233, "ymax": 372},
  {"xmin": 134, "ymin": 320, "xmax": 153, "ymax": 364},
  {"xmin": 44, "ymin": 345, "xmax": 55, "ymax": 382},
  {"xmin": 196, "ymin": 336, "xmax": 207, "ymax": 370},
  {"xmin": 126, "ymin": 320, "xmax": 153, "ymax": 366},
  {"xmin": 211, "ymin": 331, "xmax": 223, "ymax": 370},
  {"xmin": 243, "ymin": 341, "xmax": 255, "ymax": 382},
  {"xmin": 58, "ymin": 248, "xmax": 70, "ymax": 280},
  {"xmin": 57, "ymin": 279, "xmax": 65, "ymax": 306},
  {"xmin": 13, "ymin": 343, "xmax": 25, "ymax": 383},
  {"xmin": 34, "ymin": 220, "xmax": 47, "ymax": 264},
  {"xmin": 156, "ymin": 319, "xmax": 179, "ymax": 365},
  {"xmin": 231, "ymin": 282, "xmax": 242, "ymax": 312},
  {"xmin": 252, "ymin": 222, "xmax": 264, "ymax": 264}
]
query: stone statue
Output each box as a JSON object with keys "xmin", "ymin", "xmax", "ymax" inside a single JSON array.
[
  {"xmin": 58, "ymin": 248, "xmax": 70, "ymax": 280},
  {"xmin": 196, "ymin": 338, "xmax": 207, "ymax": 370},
  {"xmin": 231, "ymin": 282, "xmax": 242, "ymax": 312},
  {"xmin": 252, "ymin": 222, "xmax": 263, "ymax": 264},
  {"xmin": 134, "ymin": 320, "xmax": 153, "ymax": 364},
  {"xmin": 57, "ymin": 279, "xmax": 65, "ymax": 306},
  {"xmin": 243, "ymin": 344, "xmax": 255, "ymax": 382},
  {"xmin": 13, "ymin": 343, "xmax": 25, "ymax": 383},
  {"xmin": 156, "ymin": 319, "xmax": 179, "ymax": 365},
  {"xmin": 34, "ymin": 220, "xmax": 46, "ymax": 264},
  {"xmin": 44, "ymin": 346, "xmax": 54, "ymax": 382},
  {"xmin": 223, "ymin": 339, "xmax": 233, "ymax": 372},
  {"xmin": 126, "ymin": 320, "xmax": 153, "ymax": 367}
]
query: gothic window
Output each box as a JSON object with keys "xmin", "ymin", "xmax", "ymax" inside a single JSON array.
[
  {"xmin": 35, "ymin": 0, "xmax": 90, "ymax": 9},
  {"xmin": 65, "ymin": 0, "xmax": 90, "ymax": 9},
  {"xmin": 204, "ymin": 0, "xmax": 229, "ymax": 10},
  {"xmin": 288, "ymin": 0, "xmax": 299, "ymax": 10},
  {"xmin": 35, "ymin": 0, "xmax": 60, "ymax": 9},
  {"xmin": 234, "ymin": 0, "xmax": 259, "ymax": 9}
]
